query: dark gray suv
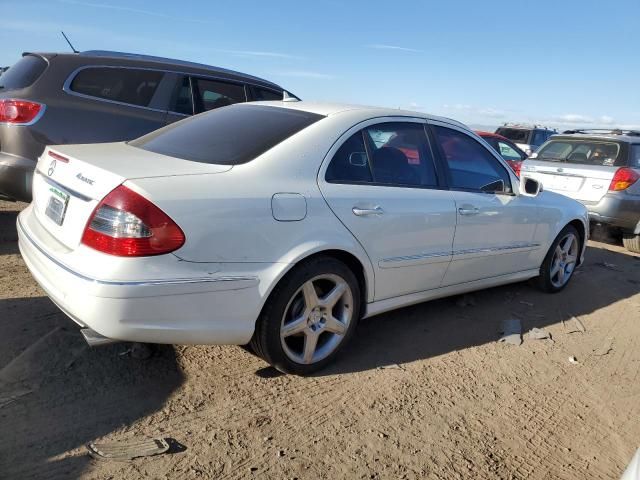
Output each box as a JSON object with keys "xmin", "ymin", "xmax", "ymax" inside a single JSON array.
[{"xmin": 0, "ymin": 50, "xmax": 296, "ymax": 202}]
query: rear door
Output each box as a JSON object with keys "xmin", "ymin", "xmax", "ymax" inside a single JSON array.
[
  {"xmin": 319, "ymin": 119, "xmax": 456, "ymax": 301},
  {"xmin": 523, "ymin": 138, "xmax": 623, "ymax": 203}
]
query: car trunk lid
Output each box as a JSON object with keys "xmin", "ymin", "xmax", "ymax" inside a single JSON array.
[
  {"xmin": 32, "ymin": 142, "xmax": 231, "ymax": 249},
  {"xmin": 522, "ymin": 160, "xmax": 617, "ymax": 203}
]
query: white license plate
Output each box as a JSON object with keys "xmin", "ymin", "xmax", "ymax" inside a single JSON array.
[
  {"xmin": 45, "ymin": 187, "xmax": 70, "ymax": 226},
  {"xmin": 547, "ymin": 175, "xmax": 582, "ymax": 191}
]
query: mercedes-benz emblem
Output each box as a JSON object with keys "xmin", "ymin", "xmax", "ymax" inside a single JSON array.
[{"xmin": 47, "ymin": 159, "xmax": 56, "ymax": 177}]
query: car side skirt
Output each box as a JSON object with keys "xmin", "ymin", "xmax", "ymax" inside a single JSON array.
[{"xmin": 363, "ymin": 268, "xmax": 540, "ymax": 319}]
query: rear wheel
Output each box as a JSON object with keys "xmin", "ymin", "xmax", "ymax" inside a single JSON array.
[
  {"xmin": 622, "ymin": 234, "xmax": 640, "ymax": 254},
  {"xmin": 250, "ymin": 256, "xmax": 361, "ymax": 375},
  {"xmin": 535, "ymin": 225, "xmax": 581, "ymax": 293}
]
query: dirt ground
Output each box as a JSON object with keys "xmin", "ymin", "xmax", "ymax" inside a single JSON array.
[{"xmin": 1, "ymin": 199, "xmax": 639, "ymax": 480}]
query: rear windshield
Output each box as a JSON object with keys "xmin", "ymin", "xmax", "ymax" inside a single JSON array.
[
  {"xmin": 495, "ymin": 128, "xmax": 531, "ymax": 144},
  {"xmin": 630, "ymin": 145, "xmax": 640, "ymax": 168},
  {"xmin": 0, "ymin": 55, "xmax": 47, "ymax": 90},
  {"xmin": 536, "ymin": 139, "xmax": 623, "ymax": 166},
  {"xmin": 130, "ymin": 105, "xmax": 324, "ymax": 165}
]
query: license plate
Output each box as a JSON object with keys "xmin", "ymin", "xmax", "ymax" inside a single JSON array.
[
  {"xmin": 548, "ymin": 175, "xmax": 581, "ymax": 191},
  {"xmin": 45, "ymin": 187, "xmax": 70, "ymax": 226}
]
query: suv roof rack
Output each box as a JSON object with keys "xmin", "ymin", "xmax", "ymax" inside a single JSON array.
[
  {"xmin": 561, "ymin": 128, "xmax": 640, "ymax": 137},
  {"xmin": 501, "ymin": 122, "xmax": 556, "ymax": 131}
]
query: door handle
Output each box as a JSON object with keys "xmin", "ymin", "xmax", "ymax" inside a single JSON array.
[
  {"xmin": 352, "ymin": 206, "xmax": 384, "ymax": 216},
  {"xmin": 458, "ymin": 207, "xmax": 480, "ymax": 216}
]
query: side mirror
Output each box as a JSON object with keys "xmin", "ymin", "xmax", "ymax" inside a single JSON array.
[
  {"xmin": 520, "ymin": 176, "xmax": 542, "ymax": 197},
  {"xmin": 529, "ymin": 152, "xmax": 538, "ymax": 159}
]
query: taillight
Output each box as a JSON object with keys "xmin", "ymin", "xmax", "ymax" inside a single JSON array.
[
  {"xmin": 609, "ymin": 167, "xmax": 640, "ymax": 192},
  {"xmin": 506, "ymin": 160, "xmax": 522, "ymax": 177},
  {"xmin": 81, "ymin": 185, "xmax": 185, "ymax": 257},
  {"xmin": 0, "ymin": 99, "xmax": 45, "ymax": 124}
]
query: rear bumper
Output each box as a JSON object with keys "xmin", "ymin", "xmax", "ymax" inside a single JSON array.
[
  {"xmin": 17, "ymin": 206, "xmax": 270, "ymax": 345},
  {"xmin": 585, "ymin": 192, "xmax": 640, "ymax": 234},
  {"xmin": 0, "ymin": 153, "xmax": 35, "ymax": 202}
]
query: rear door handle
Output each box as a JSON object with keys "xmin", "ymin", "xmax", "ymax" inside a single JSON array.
[
  {"xmin": 458, "ymin": 207, "xmax": 479, "ymax": 216},
  {"xmin": 352, "ymin": 206, "xmax": 384, "ymax": 216}
]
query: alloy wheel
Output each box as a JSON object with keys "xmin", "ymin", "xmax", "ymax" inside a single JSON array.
[
  {"xmin": 549, "ymin": 233, "xmax": 579, "ymax": 288},
  {"xmin": 280, "ymin": 274, "xmax": 354, "ymax": 365}
]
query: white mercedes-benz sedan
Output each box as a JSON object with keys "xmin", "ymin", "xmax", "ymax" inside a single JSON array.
[{"xmin": 18, "ymin": 102, "xmax": 589, "ymax": 374}]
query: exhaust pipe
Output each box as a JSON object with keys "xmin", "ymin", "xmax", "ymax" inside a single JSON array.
[{"xmin": 80, "ymin": 328, "xmax": 120, "ymax": 347}]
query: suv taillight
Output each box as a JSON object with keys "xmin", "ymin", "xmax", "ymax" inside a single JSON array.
[
  {"xmin": 0, "ymin": 99, "xmax": 44, "ymax": 124},
  {"xmin": 609, "ymin": 167, "xmax": 640, "ymax": 192},
  {"xmin": 81, "ymin": 185, "xmax": 185, "ymax": 256},
  {"xmin": 506, "ymin": 160, "xmax": 522, "ymax": 177}
]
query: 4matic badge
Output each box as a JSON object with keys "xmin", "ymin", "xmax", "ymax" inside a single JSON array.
[{"xmin": 76, "ymin": 173, "xmax": 95, "ymax": 186}]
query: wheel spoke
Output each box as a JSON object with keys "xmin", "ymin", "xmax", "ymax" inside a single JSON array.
[
  {"xmin": 302, "ymin": 331, "xmax": 319, "ymax": 364},
  {"xmin": 555, "ymin": 245, "xmax": 563, "ymax": 259},
  {"xmin": 550, "ymin": 262, "xmax": 561, "ymax": 278},
  {"xmin": 324, "ymin": 315, "xmax": 347, "ymax": 335},
  {"xmin": 566, "ymin": 254, "xmax": 577, "ymax": 265},
  {"xmin": 302, "ymin": 281, "xmax": 319, "ymax": 309},
  {"xmin": 281, "ymin": 316, "xmax": 307, "ymax": 338},
  {"xmin": 320, "ymin": 282, "xmax": 347, "ymax": 309},
  {"xmin": 557, "ymin": 266, "xmax": 566, "ymax": 284}
]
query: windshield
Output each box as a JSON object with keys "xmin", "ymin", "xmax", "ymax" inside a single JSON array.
[
  {"xmin": 536, "ymin": 139, "xmax": 622, "ymax": 166},
  {"xmin": 0, "ymin": 55, "xmax": 47, "ymax": 90},
  {"xmin": 495, "ymin": 128, "xmax": 530, "ymax": 144},
  {"xmin": 130, "ymin": 105, "xmax": 324, "ymax": 165}
]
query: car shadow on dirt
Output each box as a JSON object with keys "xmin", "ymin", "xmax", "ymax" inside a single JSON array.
[
  {"xmin": 320, "ymin": 244, "xmax": 640, "ymax": 376},
  {"xmin": 0, "ymin": 301, "xmax": 185, "ymax": 479}
]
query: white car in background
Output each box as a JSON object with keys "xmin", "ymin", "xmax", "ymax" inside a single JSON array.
[{"xmin": 18, "ymin": 102, "xmax": 589, "ymax": 374}]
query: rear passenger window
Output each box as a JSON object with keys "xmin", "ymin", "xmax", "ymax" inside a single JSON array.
[
  {"xmin": 434, "ymin": 126, "xmax": 512, "ymax": 194},
  {"xmin": 326, "ymin": 132, "xmax": 372, "ymax": 183},
  {"xmin": 252, "ymin": 86, "xmax": 282, "ymax": 101},
  {"xmin": 366, "ymin": 123, "xmax": 437, "ymax": 187},
  {"xmin": 69, "ymin": 67, "xmax": 164, "ymax": 107},
  {"xmin": 0, "ymin": 55, "xmax": 48, "ymax": 90},
  {"xmin": 531, "ymin": 130, "xmax": 546, "ymax": 146},
  {"xmin": 192, "ymin": 78, "xmax": 245, "ymax": 113}
]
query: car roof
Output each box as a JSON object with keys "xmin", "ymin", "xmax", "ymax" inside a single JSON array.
[
  {"xmin": 476, "ymin": 130, "xmax": 511, "ymax": 141},
  {"xmin": 241, "ymin": 101, "xmax": 470, "ymax": 129},
  {"xmin": 499, "ymin": 123, "xmax": 556, "ymax": 131},
  {"xmin": 550, "ymin": 133, "xmax": 640, "ymax": 144},
  {"xmin": 23, "ymin": 50, "xmax": 283, "ymax": 89}
]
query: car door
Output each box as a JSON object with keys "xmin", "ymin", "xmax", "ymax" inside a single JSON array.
[
  {"xmin": 319, "ymin": 119, "xmax": 457, "ymax": 301},
  {"xmin": 430, "ymin": 122, "xmax": 540, "ymax": 286}
]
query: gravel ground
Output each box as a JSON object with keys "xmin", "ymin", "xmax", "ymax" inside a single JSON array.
[{"xmin": 1, "ymin": 200, "xmax": 639, "ymax": 479}]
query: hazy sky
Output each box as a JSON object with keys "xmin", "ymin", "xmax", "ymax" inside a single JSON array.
[{"xmin": 1, "ymin": 0, "xmax": 638, "ymax": 129}]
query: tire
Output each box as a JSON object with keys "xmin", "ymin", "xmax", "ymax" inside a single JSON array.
[
  {"xmin": 534, "ymin": 224, "xmax": 581, "ymax": 293},
  {"xmin": 622, "ymin": 234, "xmax": 640, "ymax": 254},
  {"xmin": 250, "ymin": 256, "xmax": 361, "ymax": 375}
]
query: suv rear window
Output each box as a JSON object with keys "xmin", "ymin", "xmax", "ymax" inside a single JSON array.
[
  {"xmin": 130, "ymin": 105, "xmax": 324, "ymax": 165},
  {"xmin": 69, "ymin": 67, "xmax": 164, "ymax": 107},
  {"xmin": 0, "ymin": 55, "xmax": 47, "ymax": 90},
  {"xmin": 536, "ymin": 140, "xmax": 622, "ymax": 166},
  {"xmin": 495, "ymin": 128, "xmax": 530, "ymax": 144}
]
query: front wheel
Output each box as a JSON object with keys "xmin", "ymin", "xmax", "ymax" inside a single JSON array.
[
  {"xmin": 250, "ymin": 256, "xmax": 361, "ymax": 375},
  {"xmin": 535, "ymin": 225, "xmax": 581, "ymax": 293}
]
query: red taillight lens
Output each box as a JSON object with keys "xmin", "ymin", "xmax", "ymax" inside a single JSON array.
[
  {"xmin": 81, "ymin": 185, "xmax": 185, "ymax": 257},
  {"xmin": 0, "ymin": 99, "xmax": 44, "ymax": 124},
  {"xmin": 506, "ymin": 160, "xmax": 522, "ymax": 177},
  {"xmin": 609, "ymin": 167, "xmax": 640, "ymax": 192}
]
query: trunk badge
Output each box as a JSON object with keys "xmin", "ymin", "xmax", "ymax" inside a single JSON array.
[
  {"xmin": 76, "ymin": 173, "xmax": 95, "ymax": 186},
  {"xmin": 47, "ymin": 159, "xmax": 56, "ymax": 177}
]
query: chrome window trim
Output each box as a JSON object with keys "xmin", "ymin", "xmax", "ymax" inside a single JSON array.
[
  {"xmin": 18, "ymin": 216, "xmax": 258, "ymax": 288},
  {"xmin": 62, "ymin": 64, "xmax": 280, "ymax": 115}
]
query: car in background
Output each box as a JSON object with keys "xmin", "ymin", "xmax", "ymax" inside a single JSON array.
[
  {"xmin": 476, "ymin": 131, "xmax": 527, "ymax": 176},
  {"xmin": 522, "ymin": 129, "xmax": 640, "ymax": 253},
  {"xmin": 0, "ymin": 50, "xmax": 296, "ymax": 202},
  {"xmin": 495, "ymin": 123, "xmax": 557, "ymax": 156},
  {"xmin": 18, "ymin": 101, "xmax": 588, "ymax": 374}
]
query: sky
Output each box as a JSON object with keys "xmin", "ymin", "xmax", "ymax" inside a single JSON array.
[{"xmin": 1, "ymin": 0, "xmax": 639, "ymax": 130}]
